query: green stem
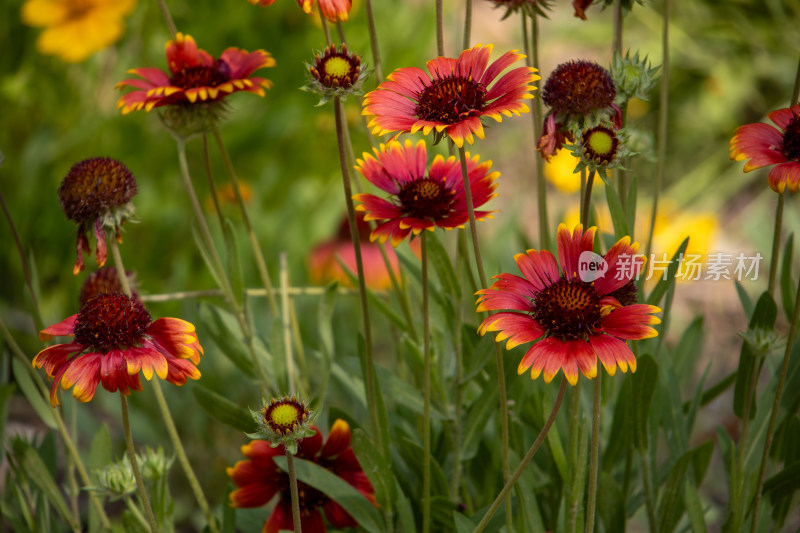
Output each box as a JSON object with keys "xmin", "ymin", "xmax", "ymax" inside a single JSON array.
[
  {"xmin": 750, "ymin": 273, "xmax": 800, "ymax": 532},
  {"xmin": 450, "ymin": 238, "xmax": 466, "ymax": 500},
  {"xmin": 280, "ymin": 252, "xmax": 297, "ymax": 393},
  {"xmin": 581, "ymin": 170, "xmax": 596, "ymax": 227},
  {"xmin": 201, "ymin": 134, "xmax": 226, "ymax": 234},
  {"xmin": 334, "ymin": 97, "xmax": 390, "ymax": 528},
  {"xmin": 153, "ymin": 380, "xmax": 220, "ymax": 533},
  {"xmin": 120, "ymin": 394, "xmax": 160, "ymax": 533},
  {"xmin": 462, "ymin": 0, "xmax": 472, "ymax": 50},
  {"xmin": 640, "ymin": 449, "xmax": 657, "ymax": 533},
  {"xmin": 0, "ymin": 319, "xmax": 112, "ymax": 531},
  {"xmin": 0, "ymin": 188, "xmax": 43, "ymax": 331},
  {"xmin": 286, "ymin": 450, "xmax": 303, "ymax": 533},
  {"xmin": 525, "ymin": 11, "xmax": 550, "ymax": 250},
  {"xmin": 584, "ymin": 373, "xmax": 601, "ymax": 533},
  {"xmin": 767, "ymin": 193, "xmax": 784, "ymax": 296},
  {"xmin": 458, "ymin": 145, "xmax": 512, "ymax": 530},
  {"xmin": 321, "ymin": 13, "xmax": 332, "ymax": 46},
  {"xmin": 125, "ymin": 495, "xmax": 151, "ymax": 531},
  {"xmin": 421, "ymin": 232, "xmax": 431, "ymax": 533},
  {"xmin": 436, "ymin": 0, "xmax": 444, "ymax": 56},
  {"xmin": 336, "ymin": 20, "xmax": 347, "ymax": 44},
  {"xmin": 612, "ymin": 0, "xmax": 623, "ymax": 55},
  {"xmin": 566, "ymin": 385, "xmax": 582, "ymax": 533},
  {"xmin": 211, "ymin": 125, "xmax": 280, "ymax": 315},
  {"xmin": 176, "ymin": 138, "xmax": 273, "ymax": 393},
  {"xmin": 364, "ymin": 0, "xmax": 383, "ymax": 81},
  {"xmin": 472, "ymin": 376, "xmax": 568, "ymax": 533},
  {"xmin": 645, "ymin": 0, "xmax": 669, "ymax": 269},
  {"xmin": 156, "ymin": 0, "xmax": 178, "ymax": 39},
  {"xmin": 109, "ymin": 240, "xmax": 133, "ymax": 297}
]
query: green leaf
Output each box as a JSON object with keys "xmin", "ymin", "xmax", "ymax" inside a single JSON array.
[
  {"xmin": 192, "ymin": 384, "xmax": 257, "ymax": 433},
  {"xmin": 656, "ymin": 449, "xmax": 693, "ymax": 533},
  {"xmin": 352, "ymin": 428, "xmax": 396, "ymax": 514},
  {"xmin": 734, "ymin": 281, "xmax": 754, "ymax": 318},
  {"xmin": 780, "ymin": 233, "xmax": 795, "ymax": 322},
  {"xmin": 11, "ymin": 358, "xmax": 56, "ymax": 429},
  {"xmin": 88, "ymin": 423, "xmax": 111, "ymax": 474},
  {"xmin": 603, "ymin": 375, "xmax": 632, "ymax": 464},
  {"xmin": 315, "ymin": 282, "xmax": 338, "ymax": 402},
  {"xmin": 605, "ymin": 179, "xmax": 630, "ymax": 238},
  {"xmin": 673, "ymin": 316, "xmax": 704, "ymax": 379},
  {"xmin": 191, "ymin": 226, "xmax": 224, "ymax": 289},
  {"xmin": 453, "ymin": 512, "xmax": 474, "ymax": 533},
  {"xmin": 460, "ymin": 384, "xmax": 497, "ymax": 461},
  {"xmin": 394, "ymin": 479, "xmax": 416, "ymax": 533},
  {"xmin": 273, "ymin": 456, "xmax": 383, "ymax": 533},
  {"xmin": 461, "ymin": 324, "xmax": 496, "ymax": 383},
  {"xmin": 427, "ymin": 232, "xmax": 461, "ymax": 300},
  {"xmin": 733, "ymin": 291, "xmax": 777, "ymax": 419},
  {"xmin": 0, "ymin": 383, "xmax": 16, "ymax": 444},
  {"xmin": 691, "ymin": 440, "xmax": 715, "ymax": 486},
  {"xmin": 197, "ymin": 302, "xmax": 255, "ymax": 377},
  {"xmin": 632, "ymin": 354, "xmax": 658, "ymax": 451},
  {"xmin": 11, "ymin": 438, "xmax": 79, "ymax": 531},
  {"xmin": 646, "ymin": 237, "xmax": 689, "ymax": 306},
  {"xmin": 597, "ymin": 473, "xmax": 625, "ymax": 533}
]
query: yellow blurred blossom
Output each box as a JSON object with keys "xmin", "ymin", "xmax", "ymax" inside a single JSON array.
[
  {"xmin": 544, "ymin": 148, "xmax": 608, "ymax": 194},
  {"xmin": 648, "ymin": 208, "xmax": 718, "ymax": 281},
  {"xmin": 21, "ymin": 0, "xmax": 136, "ymax": 63}
]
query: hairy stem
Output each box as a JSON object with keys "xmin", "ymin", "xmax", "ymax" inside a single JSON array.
[
  {"xmin": 120, "ymin": 394, "xmax": 160, "ymax": 533},
  {"xmin": 286, "ymin": 450, "xmax": 303, "ymax": 533}
]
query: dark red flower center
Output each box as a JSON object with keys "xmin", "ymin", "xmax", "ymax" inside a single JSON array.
[
  {"xmin": 608, "ymin": 280, "xmax": 638, "ymax": 307},
  {"xmin": 532, "ymin": 278, "xmax": 601, "ymax": 340},
  {"xmin": 398, "ymin": 178, "xmax": 455, "ymax": 219},
  {"xmin": 542, "ymin": 60, "xmax": 616, "ymax": 115},
  {"xmin": 170, "ymin": 65, "xmax": 230, "ymax": 90},
  {"xmin": 58, "ymin": 157, "xmax": 138, "ymax": 223},
  {"xmin": 416, "ymin": 76, "xmax": 487, "ymax": 125},
  {"xmin": 73, "ymin": 293, "xmax": 151, "ymax": 353},
  {"xmin": 782, "ymin": 113, "xmax": 800, "ymax": 160}
]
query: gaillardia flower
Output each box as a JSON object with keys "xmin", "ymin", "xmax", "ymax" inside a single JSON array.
[
  {"xmin": 729, "ymin": 105, "xmax": 800, "ymax": 193},
  {"xmin": 228, "ymin": 419, "xmax": 376, "ymax": 533},
  {"xmin": 58, "ymin": 157, "xmax": 138, "ymax": 275},
  {"xmin": 309, "ymin": 212, "xmax": 401, "ymax": 290},
  {"xmin": 363, "ymin": 44, "xmax": 538, "ymax": 148},
  {"xmin": 476, "ymin": 224, "xmax": 660, "ymax": 385},
  {"xmin": 34, "ymin": 293, "xmax": 203, "ymax": 406},
  {"xmin": 353, "ymin": 139, "xmax": 498, "ymax": 246},
  {"xmin": 304, "ymin": 44, "xmax": 368, "ymax": 105},
  {"xmin": 21, "ymin": 0, "xmax": 136, "ymax": 63},
  {"xmin": 116, "ymin": 33, "xmax": 275, "ymax": 115},
  {"xmin": 538, "ymin": 60, "xmax": 620, "ymax": 160},
  {"xmin": 248, "ymin": 0, "xmax": 351, "ymax": 22}
]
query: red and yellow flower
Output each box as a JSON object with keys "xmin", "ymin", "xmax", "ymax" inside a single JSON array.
[
  {"xmin": 476, "ymin": 224, "xmax": 660, "ymax": 385},
  {"xmin": 34, "ymin": 293, "xmax": 203, "ymax": 406},
  {"xmin": 729, "ymin": 105, "xmax": 800, "ymax": 193},
  {"xmin": 228, "ymin": 419, "xmax": 375, "ymax": 533},
  {"xmin": 353, "ymin": 139, "xmax": 498, "ymax": 246},
  {"xmin": 116, "ymin": 33, "xmax": 275, "ymax": 115},
  {"xmin": 248, "ymin": 0, "xmax": 351, "ymax": 22},
  {"xmin": 363, "ymin": 44, "xmax": 538, "ymax": 148}
]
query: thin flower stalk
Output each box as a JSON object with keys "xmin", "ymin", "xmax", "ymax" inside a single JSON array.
[
  {"xmin": 472, "ymin": 376, "xmax": 568, "ymax": 532},
  {"xmin": 640, "ymin": 450, "xmax": 657, "ymax": 532},
  {"xmin": 201, "ymin": 135, "xmax": 227, "ymax": 233},
  {"xmin": 644, "ymin": 0, "xmax": 669, "ymax": 277},
  {"xmin": 333, "ymin": 95, "xmax": 389, "ymax": 526},
  {"xmin": 176, "ymin": 139, "xmax": 274, "ymax": 393},
  {"xmin": 750, "ymin": 273, "xmax": 800, "ymax": 532},
  {"xmin": 458, "ymin": 145, "xmax": 512, "ymax": 529},
  {"xmin": 156, "ymin": 0, "xmax": 177, "ymax": 39},
  {"xmin": 767, "ymin": 193, "xmax": 784, "ymax": 295},
  {"xmin": 0, "ymin": 318, "xmax": 112, "ymax": 530},
  {"xmin": 286, "ymin": 450, "xmax": 303, "ymax": 532},
  {"xmin": 120, "ymin": 393, "xmax": 160, "ymax": 533},
  {"xmin": 422, "ymin": 232, "xmax": 432, "ymax": 533},
  {"xmin": 110, "ymin": 237, "xmax": 220, "ymax": 533},
  {"xmin": 280, "ymin": 253, "xmax": 298, "ymax": 393},
  {"xmin": 212, "ymin": 125, "xmax": 280, "ymax": 315},
  {"xmin": 523, "ymin": 11, "xmax": 550, "ymax": 250},
  {"xmin": 436, "ymin": 0, "xmax": 444, "ymax": 56},
  {"xmin": 584, "ymin": 372, "xmax": 601, "ymax": 533},
  {"xmin": 463, "ymin": 0, "xmax": 472, "ymax": 50},
  {"xmin": 566, "ymin": 386, "xmax": 583, "ymax": 533},
  {"xmin": 364, "ymin": 0, "xmax": 383, "ymax": 81}
]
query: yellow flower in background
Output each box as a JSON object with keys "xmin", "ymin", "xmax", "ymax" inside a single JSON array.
[
  {"xmin": 545, "ymin": 148, "xmax": 608, "ymax": 194},
  {"xmin": 649, "ymin": 208, "xmax": 718, "ymax": 281},
  {"xmin": 21, "ymin": 0, "xmax": 136, "ymax": 63}
]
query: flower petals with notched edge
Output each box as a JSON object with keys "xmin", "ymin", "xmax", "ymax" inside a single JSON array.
[
  {"xmin": 227, "ymin": 420, "xmax": 376, "ymax": 532},
  {"xmin": 354, "ymin": 139, "xmax": 498, "ymax": 247},
  {"xmin": 363, "ymin": 44, "xmax": 538, "ymax": 148},
  {"xmin": 32, "ymin": 294, "xmax": 203, "ymax": 406},
  {"xmin": 729, "ymin": 105, "xmax": 800, "ymax": 193},
  {"xmin": 116, "ymin": 33, "xmax": 275, "ymax": 115},
  {"xmin": 477, "ymin": 224, "xmax": 660, "ymax": 385}
]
